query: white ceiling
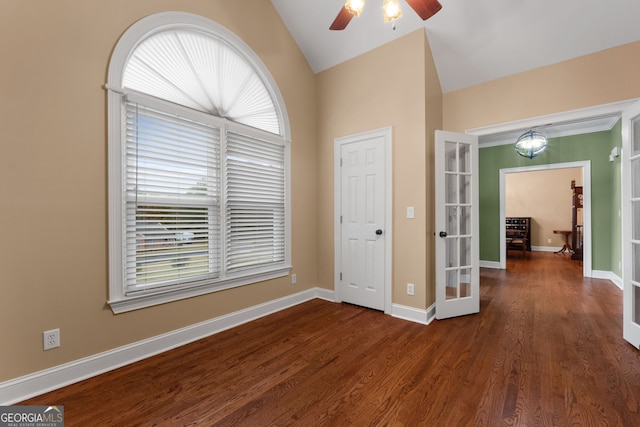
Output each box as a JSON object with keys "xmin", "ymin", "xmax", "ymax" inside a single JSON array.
[{"xmin": 271, "ymin": 0, "xmax": 640, "ymax": 94}]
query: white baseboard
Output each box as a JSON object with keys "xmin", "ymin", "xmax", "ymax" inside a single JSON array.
[
  {"xmin": 592, "ymin": 270, "xmax": 623, "ymax": 290},
  {"xmin": 531, "ymin": 246, "xmax": 561, "ymax": 252},
  {"xmin": 391, "ymin": 303, "xmax": 436, "ymax": 325},
  {"xmin": 0, "ymin": 287, "xmax": 334, "ymax": 405},
  {"xmin": 314, "ymin": 287, "xmax": 336, "ymax": 302},
  {"xmin": 480, "ymin": 260, "xmax": 501, "ymax": 269}
]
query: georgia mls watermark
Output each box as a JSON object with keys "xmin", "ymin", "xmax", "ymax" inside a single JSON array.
[{"xmin": 0, "ymin": 406, "xmax": 64, "ymax": 427}]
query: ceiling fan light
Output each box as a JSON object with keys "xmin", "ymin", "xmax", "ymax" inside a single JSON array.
[
  {"xmin": 382, "ymin": 0, "xmax": 403, "ymax": 22},
  {"xmin": 345, "ymin": 0, "xmax": 366, "ymax": 17},
  {"xmin": 514, "ymin": 130, "xmax": 548, "ymax": 159}
]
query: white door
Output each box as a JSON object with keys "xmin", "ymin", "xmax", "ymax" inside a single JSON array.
[
  {"xmin": 435, "ymin": 130, "xmax": 479, "ymax": 319},
  {"xmin": 336, "ymin": 130, "xmax": 389, "ymax": 311},
  {"xmin": 622, "ymin": 100, "xmax": 640, "ymax": 349}
]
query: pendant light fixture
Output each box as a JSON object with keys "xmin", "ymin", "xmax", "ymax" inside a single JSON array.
[{"xmin": 514, "ymin": 130, "xmax": 548, "ymax": 159}]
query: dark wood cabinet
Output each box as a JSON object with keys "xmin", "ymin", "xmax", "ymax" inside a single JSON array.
[{"xmin": 506, "ymin": 217, "xmax": 531, "ymax": 252}]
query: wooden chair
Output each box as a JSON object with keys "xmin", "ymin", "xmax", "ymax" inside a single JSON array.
[{"xmin": 506, "ymin": 229, "xmax": 527, "ymax": 257}]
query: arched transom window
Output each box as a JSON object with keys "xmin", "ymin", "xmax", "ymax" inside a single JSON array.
[
  {"xmin": 123, "ymin": 27, "xmax": 281, "ymax": 135},
  {"xmin": 106, "ymin": 12, "xmax": 291, "ymax": 313}
]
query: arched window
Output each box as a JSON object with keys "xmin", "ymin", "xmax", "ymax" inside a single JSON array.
[{"xmin": 106, "ymin": 12, "xmax": 291, "ymax": 313}]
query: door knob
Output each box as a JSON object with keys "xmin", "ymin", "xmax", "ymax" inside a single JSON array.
[
  {"xmin": 376, "ymin": 229, "xmax": 383, "ymax": 235},
  {"xmin": 439, "ymin": 231, "xmax": 448, "ymax": 238}
]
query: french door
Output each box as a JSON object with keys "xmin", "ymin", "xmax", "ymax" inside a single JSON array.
[
  {"xmin": 435, "ymin": 131, "xmax": 479, "ymax": 319},
  {"xmin": 623, "ymin": 101, "xmax": 640, "ymax": 349}
]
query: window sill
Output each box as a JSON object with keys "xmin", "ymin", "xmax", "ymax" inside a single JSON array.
[{"xmin": 108, "ymin": 265, "xmax": 292, "ymax": 314}]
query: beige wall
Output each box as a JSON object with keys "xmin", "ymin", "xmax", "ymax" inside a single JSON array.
[
  {"xmin": 317, "ymin": 30, "xmax": 439, "ymax": 309},
  {"xmin": 424, "ymin": 33, "xmax": 443, "ymax": 305},
  {"xmin": 0, "ymin": 0, "xmax": 317, "ymax": 382},
  {"xmin": 506, "ymin": 169, "xmax": 582, "ymax": 248},
  {"xmin": 444, "ymin": 41, "xmax": 640, "ymax": 133}
]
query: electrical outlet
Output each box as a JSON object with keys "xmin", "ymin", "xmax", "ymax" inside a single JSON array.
[
  {"xmin": 548, "ymin": 238, "xmax": 552, "ymax": 243},
  {"xmin": 407, "ymin": 283, "xmax": 415, "ymax": 296},
  {"xmin": 291, "ymin": 273, "xmax": 297, "ymax": 284},
  {"xmin": 43, "ymin": 329, "xmax": 60, "ymax": 350}
]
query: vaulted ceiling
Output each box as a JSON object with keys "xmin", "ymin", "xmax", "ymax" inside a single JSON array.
[{"xmin": 272, "ymin": 0, "xmax": 640, "ymax": 94}]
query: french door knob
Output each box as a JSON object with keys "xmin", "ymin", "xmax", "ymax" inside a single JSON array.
[
  {"xmin": 439, "ymin": 231, "xmax": 448, "ymax": 238},
  {"xmin": 376, "ymin": 229, "xmax": 383, "ymax": 235}
]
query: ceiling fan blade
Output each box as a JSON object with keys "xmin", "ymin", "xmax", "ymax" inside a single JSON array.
[
  {"xmin": 330, "ymin": 6, "xmax": 354, "ymax": 30},
  {"xmin": 406, "ymin": 0, "xmax": 442, "ymax": 21}
]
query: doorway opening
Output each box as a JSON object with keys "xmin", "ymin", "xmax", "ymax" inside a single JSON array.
[
  {"xmin": 466, "ymin": 100, "xmax": 635, "ymax": 281},
  {"xmin": 499, "ymin": 162, "xmax": 592, "ymax": 277}
]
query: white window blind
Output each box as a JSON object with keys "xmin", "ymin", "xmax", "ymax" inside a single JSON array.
[
  {"xmin": 225, "ymin": 131, "xmax": 286, "ymax": 271},
  {"xmin": 125, "ymin": 102, "xmax": 221, "ymax": 292},
  {"xmin": 108, "ymin": 12, "xmax": 291, "ymax": 312}
]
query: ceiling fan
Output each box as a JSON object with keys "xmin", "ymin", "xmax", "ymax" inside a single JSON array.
[{"xmin": 330, "ymin": 0, "xmax": 442, "ymax": 30}]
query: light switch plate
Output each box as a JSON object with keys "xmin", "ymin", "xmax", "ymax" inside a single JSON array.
[{"xmin": 406, "ymin": 207, "xmax": 415, "ymax": 219}]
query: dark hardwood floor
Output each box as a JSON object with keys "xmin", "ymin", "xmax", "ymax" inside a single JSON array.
[{"xmin": 21, "ymin": 252, "xmax": 640, "ymax": 426}]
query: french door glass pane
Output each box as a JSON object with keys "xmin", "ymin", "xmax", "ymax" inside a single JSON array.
[
  {"xmin": 460, "ymin": 175, "xmax": 471, "ymax": 204},
  {"xmin": 633, "ymin": 244, "xmax": 640, "ymax": 283},
  {"xmin": 633, "ymin": 116, "xmax": 640, "ymax": 155},
  {"xmin": 459, "ymin": 143, "xmax": 470, "ymax": 173},
  {"xmin": 460, "ymin": 268, "xmax": 471, "ymax": 298},
  {"xmin": 445, "ymin": 142, "xmax": 457, "ymax": 172},
  {"xmin": 460, "ymin": 206, "xmax": 471, "ymax": 235},
  {"xmin": 446, "ymin": 269, "xmax": 458, "ymax": 300},
  {"xmin": 635, "ymin": 285, "xmax": 640, "ymax": 324},
  {"xmin": 446, "ymin": 238, "xmax": 458, "ymax": 268},
  {"xmin": 633, "ymin": 201, "xmax": 640, "ymax": 241},
  {"xmin": 633, "ymin": 158, "xmax": 640, "ymax": 199},
  {"xmin": 445, "ymin": 174, "xmax": 457, "ymax": 203},
  {"xmin": 460, "ymin": 237, "xmax": 471, "ymax": 267},
  {"xmin": 446, "ymin": 206, "xmax": 458, "ymax": 235}
]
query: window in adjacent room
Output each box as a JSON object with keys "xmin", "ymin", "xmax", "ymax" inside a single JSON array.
[{"xmin": 106, "ymin": 12, "xmax": 291, "ymax": 313}]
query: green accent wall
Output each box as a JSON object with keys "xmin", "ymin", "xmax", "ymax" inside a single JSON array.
[{"xmin": 479, "ymin": 124, "xmax": 621, "ymax": 273}]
